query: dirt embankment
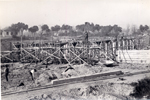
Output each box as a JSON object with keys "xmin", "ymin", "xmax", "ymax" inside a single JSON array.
[
  {"xmin": 1, "ymin": 62, "xmax": 150, "ymax": 99},
  {"xmin": 1, "ymin": 63, "xmax": 105, "ymax": 92},
  {"xmin": 2, "ymin": 63, "xmax": 150, "ymax": 89}
]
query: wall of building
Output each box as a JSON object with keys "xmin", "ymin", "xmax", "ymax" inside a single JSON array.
[
  {"xmin": 0, "ymin": 31, "xmax": 12, "ymax": 38},
  {"xmin": 116, "ymin": 50, "xmax": 150, "ymax": 64}
]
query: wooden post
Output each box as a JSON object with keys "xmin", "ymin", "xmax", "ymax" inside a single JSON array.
[
  {"xmin": 20, "ymin": 28, "xmax": 23, "ymax": 62},
  {"xmin": 119, "ymin": 39, "xmax": 122, "ymax": 50},
  {"xmin": 138, "ymin": 39, "xmax": 141, "ymax": 50},
  {"xmin": 69, "ymin": 42, "xmax": 71, "ymax": 61},
  {"xmin": 122, "ymin": 38, "xmax": 123, "ymax": 50},
  {"xmin": 116, "ymin": 38, "xmax": 118, "ymax": 50},
  {"xmin": 107, "ymin": 41, "xmax": 109, "ymax": 56},
  {"xmin": 131, "ymin": 39, "xmax": 134, "ymax": 50},
  {"xmin": 127, "ymin": 39, "xmax": 130, "ymax": 50},
  {"xmin": 86, "ymin": 32, "xmax": 89, "ymax": 64},
  {"xmin": 114, "ymin": 40, "xmax": 117, "ymax": 60},
  {"xmin": 122, "ymin": 39, "xmax": 124, "ymax": 50},
  {"xmin": 110, "ymin": 41, "xmax": 113, "ymax": 55},
  {"xmin": 10, "ymin": 42, "xmax": 12, "ymax": 51},
  {"xmin": 130, "ymin": 39, "xmax": 132, "ymax": 50},
  {"xmin": 105, "ymin": 42, "xmax": 107, "ymax": 54},
  {"xmin": 112, "ymin": 41, "xmax": 115, "ymax": 54},
  {"xmin": 99, "ymin": 42, "xmax": 101, "ymax": 58},
  {"xmin": 124, "ymin": 39, "xmax": 126, "ymax": 50}
]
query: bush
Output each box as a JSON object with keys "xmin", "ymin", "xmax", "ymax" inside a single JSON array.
[{"xmin": 130, "ymin": 78, "xmax": 150, "ymax": 99}]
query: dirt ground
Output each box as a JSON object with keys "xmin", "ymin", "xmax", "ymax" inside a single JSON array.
[
  {"xmin": 2, "ymin": 72, "xmax": 150, "ymax": 100},
  {"xmin": 1, "ymin": 62, "xmax": 150, "ymax": 100}
]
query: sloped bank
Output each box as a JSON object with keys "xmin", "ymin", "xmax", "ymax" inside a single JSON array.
[{"xmin": 52, "ymin": 70, "xmax": 123, "ymax": 85}]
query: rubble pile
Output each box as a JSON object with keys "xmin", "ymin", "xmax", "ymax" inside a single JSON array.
[{"xmin": 35, "ymin": 73, "xmax": 50, "ymax": 86}]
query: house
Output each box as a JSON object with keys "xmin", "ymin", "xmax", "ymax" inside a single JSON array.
[
  {"xmin": 0, "ymin": 29, "xmax": 12, "ymax": 38},
  {"xmin": 0, "ymin": 28, "xmax": 35, "ymax": 38}
]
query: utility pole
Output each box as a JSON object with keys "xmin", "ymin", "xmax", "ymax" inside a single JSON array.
[
  {"xmin": 40, "ymin": 31, "xmax": 43, "ymax": 61},
  {"xmin": 20, "ymin": 28, "xmax": 23, "ymax": 62},
  {"xmin": 85, "ymin": 31, "xmax": 89, "ymax": 64}
]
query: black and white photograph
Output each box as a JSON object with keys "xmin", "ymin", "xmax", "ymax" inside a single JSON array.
[{"xmin": 0, "ymin": 0, "xmax": 150, "ymax": 100}]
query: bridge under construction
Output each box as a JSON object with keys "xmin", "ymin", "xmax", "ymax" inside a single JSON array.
[{"xmin": 1, "ymin": 32, "xmax": 149, "ymax": 65}]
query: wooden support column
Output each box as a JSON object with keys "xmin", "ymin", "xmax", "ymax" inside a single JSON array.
[
  {"xmin": 118, "ymin": 39, "xmax": 120, "ymax": 50},
  {"xmin": 137, "ymin": 39, "xmax": 139, "ymax": 50},
  {"xmin": 110, "ymin": 41, "xmax": 113, "ymax": 55},
  {"xmin": 133, "ymin": 39, "xmax": 136, "ymax": 50},
  {"xmin": 116, "ymin": 38, "xmax": 118, "ymax": 50},
  {"xmin": 126, "ymin": 39, "xmax": 128, "ymax": 50},
  {"xmin": 123, "ymin": 39, "xmax": 126, "ymax": 50},
  {"xmin": 65, "ymin": 43, "xmax": 68, "ymax": 54},
  {"xmin": 112, "ymin": 41, "xmax": 115, "ymax": 54},
  {"xmin": 120, "ymin": 39, "xmax": 122, "ymax": 50},
  {"xmin": 107, "ymin": 41, "xmax": 110, "ymax": 55},
  {"xmin": 122, "ymin": 39, "xmax": 125, "ymax": 50},
  {"xmin": 103, "ymin": 41, "xmax": 105, "ymax": 53},
  {"xmin": 127, "ymin": 39, "xmax": 130, "ymax": 50},
  {"xmin": 125, "ymin": 39, "xmax": 127, "ymax": 50},
  {"xmin": 130, "ymin": 39, "xmax": 132, "ymax": 50},
  {"xmin": 107, "ymin": 41, "xmax": 109, "ymax": 55},
  {"xmin": 99, "ymin": 42, "xmax": 101, "ymax": 57},
  {"xmin": 114, "ymin": 40, "xmax": 117, "ymax": 60},
  {"xmin": 127, "ymin": 39, "xmax": 129, "ymax": 50},
  {"xmin": 20, "ymin": 29, "xmax": 23, "ymax": 60},
  {"xmin": 138, "ymin": 39, "xmax": 141, "ymax": 50},
  {"xmin": 131, "ymin": 39, "xmax": 133, "ymax": 50},
  {"xmin": 93, "ymin": 49, "xmax": 95, "ymax": 58},
  {"xmin": 105, "ymin": 41, "xmax": 107, "ymax": 55}
]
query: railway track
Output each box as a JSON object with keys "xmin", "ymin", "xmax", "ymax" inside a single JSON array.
[{"xmin": 2, "ymin": 70, "xmax": 150, "ymax": 96}]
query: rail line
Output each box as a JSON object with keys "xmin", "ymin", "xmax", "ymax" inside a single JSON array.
[{"xmin": 2, "ymin": 70, "xmax": 150, "ymax": 96}]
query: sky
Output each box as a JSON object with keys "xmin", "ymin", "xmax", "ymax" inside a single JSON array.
[{"xmin": 0, "ymin": 0, "xmax": 150, "ymax": 29}]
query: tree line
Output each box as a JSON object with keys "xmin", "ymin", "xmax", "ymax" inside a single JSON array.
[
  {"xmin": 4, "ymin": 22, "xmax": 150, "ymax": 38},
  {"xmin": 5, "ymin": 22, "xmax": 50, "ymax": 38}
]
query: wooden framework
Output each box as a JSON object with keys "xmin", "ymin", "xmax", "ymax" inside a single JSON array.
[{"xmin": 0, "ymin": 35, "xmax": 147, "ymax": 65}]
